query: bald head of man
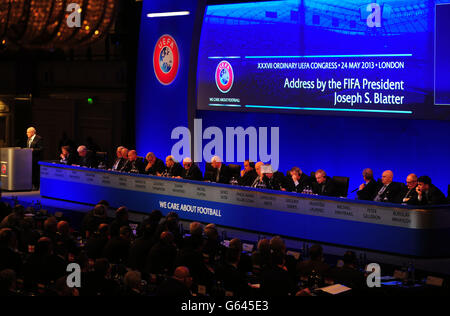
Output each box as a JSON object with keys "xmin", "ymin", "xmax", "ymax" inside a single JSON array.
[
  {"xmin": 26, "ymin": 127, "xmax": 36, "ymax": 138},
  {"xmin": 173, "ymin": 266, "xmax": 192, "ymax": 289},
  {"xmin": 128, "ymin": 150, "xmax": 137, "ymax": 161},
  {"xmin": 381, "ymin": 170, "xmax": 394, "ymax": 185},
  {"xmin": 406, "ymin": 173, "xmax": 418, "ymax": 190}
]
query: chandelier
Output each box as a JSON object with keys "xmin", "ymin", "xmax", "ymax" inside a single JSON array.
[{"xmin": 0, "ymin": 0, "xmax": 118, "ymax": 49}]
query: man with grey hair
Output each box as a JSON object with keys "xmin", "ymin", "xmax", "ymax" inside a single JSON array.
[
  {"xmin": 162, "ymin": 155, "xmax": 183, "ymax": 177},
  {"xmin": 206, "ymin": 155, "xmax": 232, "ymax": 184},
  {"xmin": 76, "ymin": 145, "xmax": 95, "ymax": 168},
  {"xmin": 156, "ymin": 266, "xmax": 192, "ymax": 296},
  {"xmin": 144, "ymin": 152, "xmax": 165, "ymax": 175},
  {"xmin": 110, "ymin": 146, "xmax": 126, "ymax": 171},
  {"xmin": 180, "ymin": 157, "xmax": 203, "ymax": 181},
  {"xmin": 123, "ymin": 270, "xmax": 143, "ymax": 296},
  {"xmin": 399, "ymin": 173, "xmax": 419, "ymax": 204},
  {"xmin": 312, "ymin": 169, "xmax": 338, "ymax": 197},
  {"xmin": 357, "ymin": 168, "xmax": 378, "ymax": 201},
  {"xmin": 26, "ymin": 127, "xmax": 44, "ymax": 189}
]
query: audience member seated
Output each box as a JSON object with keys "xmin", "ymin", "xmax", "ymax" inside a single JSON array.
[
  {"xmin": 409, "ymin": 176, "xmax": 447, "ymax": 206},
  {"xmin": 156, "ymin": 266, "xmax": 192, "ymax": 296},
  {"xmin": 260, "ymin": 250, "xmax": 295, "ymax": 296},
  {"xmin": 154, "ymin": 212, "xmax": 184, "ymax": 248},
  {"xmin": 216, "ymin": 247, "xmax": 250, "ymax": 296},
  {"xmin": 110, "ymin": 146, "xmax": 126, "ymax": 171},
  {"xmin": 0, "ymin": 269, "xmax": 18, "ymax": 296},
  {"xmin": 81, "ymin": 258, "xmax": 120, "ymax": 296},
  {"xmin": 238, "ymin": 160, "xmax": 257, "ymax": 187},
  {"xmin": 123, "ymin": 271, "xmax": 143, "ymax": 296},
  {"xmin": 23, "ymin": 237, "xmax": 67, "ymax": 291},
  {"xmin": 76, "ymin": 145, "xmax": 96, "ymax": 168},
  {"xmin": 328, "ymin": 251, "xmax": 365, "ymax": 290},
  {"xmin": 251, "ymin": 239, "xmax": 271, "ymax": 273},
  {"xmin": 110, "ymin": 206, "xmax": 129, "ymax": 238},
  {"xmin": 180, "ymin": 157, "xmax": 203, "ymax": 181},
  {"xmin": 399, "ymin": 173, "xmax": 419, "ymax": 204},
  {"xmin": 146, "ymin": 231, "xmax": 177, "ymax": 275},
  {"xmin": 85, "ymin": 223, "xmax": 110, "ymax": 260},
  {"xmin": 270, "ymin": 236, "xmax": 297, "ymax": 280},
  {"xmin": 136, "ymin": 210, "xmax": 163, "ymax": 239},
  {"xmin": 144, "ymin": 152, "xmax": 165, "ymax": 175},
  {"xmin": 59, "ymin": 145, "xmax": 76, "ymax": 165},
  {"xmin": 357, "ymin": 168, "xmax": 378, "ymax": 201},
  {"xmin": 373, "ymin": 170, "xmax": 403, "ymax": 203},
  {"xmin": 121, "ymin": 150, "xmax": 145, "ymax": 174},
  {"xmin": 205, "ymin": 156, "xmax": 232, "ymax": 184},
  {"xmin": 102, "ymin": 225, "xmax": 132, "ymax": 265},
  {"xmin": 0, "ymin": 205, "xmax": 26, "ymax": 231},
  {"xmin": 81, "ymin": 204, "xmax": 108, "ymax": 239},
  {"xmin": 203, "ymin": 223, "xmax": 226, "ymax": 268},
  {"xmin": 161, "ymin": 155, "xmax": 183, "ymax": 177},
  {"xmin": 287, "ymin": 167, "xmax": 310, "ymax": 193},
  {"xmin": 229, "ymin": 238, "xmax": 253, "ymax": 274},
  {"xmin": 296, "ymin": 244, "xmax": 330, "ymax": 279},
  {"xmin": 128, "ymin": 222, "xmax": 157, "ymax": 272},
  {"xmin": 54, "ymin": 220, "xmax": 78, "ymax": 258},
  {"xmin": 0, "ymin": 228, "xmax": 22, "ymax": 275},
  {"xmin": 312, "ymin": 169, "xmax": 338, "ymax": 197}
]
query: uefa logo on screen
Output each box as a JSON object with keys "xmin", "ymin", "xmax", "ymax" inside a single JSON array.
[
  {"xmin": 153, "ymin": 34, "xmax": 179, "ymax": 85},
  {"xmin": 215, "ymin": 60, "xmax": 234, "ymax": 93}
]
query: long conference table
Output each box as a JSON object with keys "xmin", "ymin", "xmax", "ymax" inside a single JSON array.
[{"xmin": 39, "ymin": 161, "xmax": 450, "ymax": 258}]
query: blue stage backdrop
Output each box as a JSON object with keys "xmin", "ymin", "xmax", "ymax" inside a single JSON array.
[{"xmin": 137, "ymin": 0, "xmax": 450, "ymax": 196}]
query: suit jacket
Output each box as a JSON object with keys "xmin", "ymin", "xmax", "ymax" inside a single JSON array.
[
  {"xmin": 206, "ymin": 163, "xmax": 232, "ymax": 184},
  {"xmin": 27, "ymin": 135, "xmax": 44, "ymax": 161},
  {"xmin": 164, "ymin": 162, "xmax": 183, "ymax": 177},
  {"xmin": 373, "ymin": 181, "xmax": 403, "ymax": 203},
  {"xmin": 181, "ymin": 164, "xmax": 203, "ymax": 181},
  {"xmin": 287, "ymin": 173, "xmax": 311, "ymax": 193},
  {"xmin": 110, "ymin": 157, "xmax": 125, "ymax": 171},
  {"xmin": 77, "ymin": 152, "xmax": 96, "ymax": 168},
  {"xmin": 357, "ymin": 179, "xmax": 378, "ymax": 201},
  {"xmin": 399, "ymin": 185, "xmax": 419, "ymax": 204},
  {"xmin": 145, "ymin": 157, "xmax": 165, "ymax": 175},
  {"xmin": 312, "ymin": 177, "xmax": 338, "ymax": 197},
  {"xmin": 60, "ymin": 153, "xmax": 77, "ymax": 166},
  {"xmin": 156, "ymin": 277, "xmax": 191, "ymax": 297},
  {"xmin": 122, "ymin": 158, "xmax": 145, "ymax": 174},
  {"xmin": 409, "ymin": 184, "xmax": 447, "ymax": 206},
  {"xmin": 238, "ymin": 169, "xmax": 257, "ymax": 187}
]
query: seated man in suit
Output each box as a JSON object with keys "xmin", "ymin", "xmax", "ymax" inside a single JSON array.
[
  {"xmin": 110, "ymin": 146, "xmax": 125, "ymax": 171},
  {"xmin": 121, "ymin": 150, "xmax": 145, "ymax": 174},
  {"xmin": 373, "ymin": 170, "xmax": 402, "ymax": 203},
  {"xmin": 144, "ymin": 152, "xmax": 165, "ymax": 175},
  {"xmin": 409, "ymin": 176, "xmax": 447, "ymax": 206},
  {"xmin": 206, "ymin": 156, "xmax": 232, "ymax": 184},
  {"xmin": 59, "ymin": 146, "xmax": 76, "ymax": 165},
  {"xmin": 179, "ymin": 157, "xmax": 203, "ymax": 181},
  {"xmin": 161, "ymin": 155, "xmax": 183, "ymax": 177},
  {"xmin": 357, "ymin": 168, "xmax": 378, "ymax": 201},
  {"xmin": 251, "ymin": 162, "xmax": 266, "ymax": 188},
  {"xmin": 261, "ymin": 165, "xmax": 283, "ymax": 191},
  {"xmin": 287, "ymin": 167, "xmax": 310, "ymax": 193},
  {"xmin": 76, "ymin": 145, "xmax": 96, "ymax": 168},
  {"xmin": 312, "ymin": 169, "xmax": 338, "ymax": 197},
  {"xmin": 399, "ymin": 173, "xmax": 419, "ymax": 204},
  {"xmin": 238, "ymin": 160, "xmax": 257, "ymax": 187}
]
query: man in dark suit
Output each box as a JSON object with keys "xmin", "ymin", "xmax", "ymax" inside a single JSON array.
[
  {"xmin": 146, "ymin": 231, "xmax": 177, "ymax": 274},
  {"xmin": 287, "ymin": 167, "xmax": 310, "ymax": 193},
  {"xmin": 409, "ymin": 176, "xmax": 447, "ymax": 206},
  {"xmin": 76, "ymin": 145, "xmax": 96, "ymax": 168},
  {"xmin": 144, "ymin": 152, "xmax": 165, "ymax": 175},
  {"xmin": 163, "ymin": 155, "xmax": 183, "ymax": 177},
  {"xmin": 357, "ymin": 168, "xmax": 378, "ymax": 201},
  {"xmin": 312, "ymin": 169, "xmax": 338, "ymax": 197},
  {"xmin": 26, "ymin": 127, "xmax": 44, "ymax": 189},
  {"xmin": 296, "ymin": 244, "xmax": 330, "ymax": 279},
  {"xmin": 261, "ymin": 165, "xmax": 283, "ymax": 191},
  {"xmin": 102, "ymin": 225, "xmax": 132, "ymax": 265},
  {"xmin": 373, "ymin": 170, "xmax": 402, "ymax": 203},
  {"xmin": 238, "ymin": 160, "xmax": 257, "ymax": 187},
  {"xmin": 59, "ymin": 145, "xmax": 77, "ymax": 166},
  {"xmin": 110, "ymin": 146, "xmax": 126, "ymax": 171},
  {"xmin": 399, "ymin": 173, "xmax": 419, "ymax": 204},
  {"xmin": 156, "ymin": 266, "xmax": 192, "ymax": 296},
  {"xmin": 207, "ymin": 156, "xmax": 232, "ymax": 184},
  {"xmin": 121, "ymin": 150, "xmax": 145, "ymax": 174},
  {"xmin": 180, "ymin": 157, "xmax": 203, "ymax": 181}
]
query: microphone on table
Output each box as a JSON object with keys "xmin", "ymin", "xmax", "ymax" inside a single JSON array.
[{"xmin": 350, "ymin": 187, "xmax": 359, "ymax": 193}]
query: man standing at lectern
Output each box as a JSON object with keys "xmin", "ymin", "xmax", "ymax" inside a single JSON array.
[{"xmin": 26, "ymin": 127, "xmax": 44, "ymax": 190}]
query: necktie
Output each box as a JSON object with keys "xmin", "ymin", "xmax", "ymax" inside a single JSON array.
[
  {"xmin": 374, "ymin": 185, "xmax": 387, "ymax": 202},
  {"xmin": 28, "ymin": 138, "xmax": 32, "ymax": 148}
]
